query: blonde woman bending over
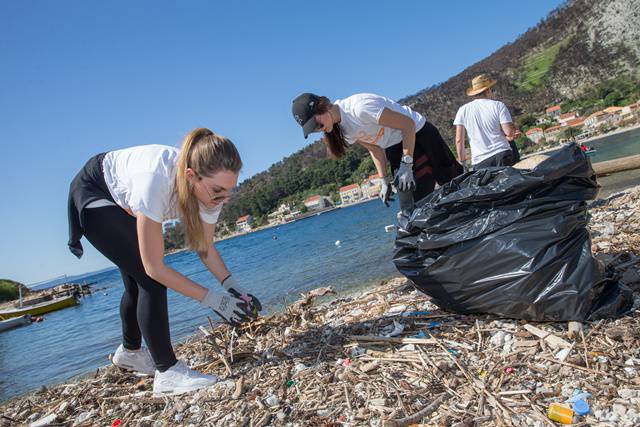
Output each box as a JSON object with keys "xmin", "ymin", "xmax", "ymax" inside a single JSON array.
[{"xmin": 67, "ymin": 128, "xmax": 261, "ymax": 395}]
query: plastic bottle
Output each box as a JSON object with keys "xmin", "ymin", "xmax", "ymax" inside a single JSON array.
[{"xmin": 547, "ymin": 403, "xmax": 574, "ymax": 424}]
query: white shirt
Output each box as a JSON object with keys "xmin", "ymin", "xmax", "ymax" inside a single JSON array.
[
  {"xmin": 101, "ymin": 145, "xmax": 222, "ymax": 224},
  {"xmin": 335, "ymin": 93, "xmax": 426, "ymax": 149},
  {"xmin": 454, "ymin": 99, "xmax": 513, "ymax": 165}
]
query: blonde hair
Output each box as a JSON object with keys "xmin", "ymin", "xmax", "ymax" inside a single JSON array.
[{"xmin": 175, "ymin": 128, "xmax": 242, "ymax": 255}]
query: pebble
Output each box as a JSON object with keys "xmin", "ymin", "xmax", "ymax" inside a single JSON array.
[
  {"xmin": 293, "ymin": 362, "xmax": 308, "ymax": 375},
  {"xmin": 490, "ymin": 331, "xmax": 506, "ymax": 347},
  {"xmin": 613, "ymin": 403, "xmax": 628, "ymax": 416},
  {"xmin": 265, "ymin": 394, "xmax": 280, "ymax": 407}
]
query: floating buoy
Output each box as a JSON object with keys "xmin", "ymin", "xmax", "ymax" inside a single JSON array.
[{"xmin": 335, "ymin": 240, "xmax": 341, "ymax": 246}]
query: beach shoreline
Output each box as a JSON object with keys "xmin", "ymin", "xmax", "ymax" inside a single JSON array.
[{"xmin": 1, "ymin": 186, "xmax": 639, "ymax": 426}]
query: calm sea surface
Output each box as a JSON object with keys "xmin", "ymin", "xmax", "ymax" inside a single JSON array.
[
  {"xmin": 0, "ymin": 199, "xmax": 399, "ymax": 402},
  {"xmin": 1, "ymin": 129, "xmax": 639, "ymax": 403}
]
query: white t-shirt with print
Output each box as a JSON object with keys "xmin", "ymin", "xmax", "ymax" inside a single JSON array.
[
  {"xmin": 334, "ymin": 93, "xmax": 426, "ymax": 149},
  {"xmin": 453, "ymin": 99, "xmax": 513, "ymax": 165},
  {"xmin": 101, "ymin": 144, "xmax": 222, "ymax": 224}
]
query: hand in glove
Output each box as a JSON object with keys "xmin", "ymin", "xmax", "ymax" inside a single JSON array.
[
  {"xmin": 394, "ymin": 161, "xmax": 416, "ymax": 192},
  {"xmin": 200, "ymin": 290, "xmax": 251, "ymax": 326},
  {"xmin": 221, "ymin": 275, "xmax": 262, "ymax": 318},
  {"xmin": 379, "ymin": 176, "xmax": 395, "ymax": 207},
  {"xmin": 462, "ymin": 161, "xmax": 470, "ymax": 174}
]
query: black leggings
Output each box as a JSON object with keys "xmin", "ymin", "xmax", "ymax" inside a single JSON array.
[{"xmin": 83, "ymin": 206, "xmax": 177, "ymax": 372}]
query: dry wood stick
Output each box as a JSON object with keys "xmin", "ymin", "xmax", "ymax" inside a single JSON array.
[
  {"xmin": 382, "ymin": 393, "xmax": 446, "ymax": 427},
  {"xmin": 200, "ymin": 324, "xmax": 233, "ymax": 375},
  {"xmin": 580, "ymin": 327, "xmax": 590, "ymax": 369}
]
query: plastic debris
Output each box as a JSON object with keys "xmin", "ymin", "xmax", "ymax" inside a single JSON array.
[
  {"xmin": 382, "ymin": 320, "xmax": 404, "ymax": 337},
  {"xmin": 573, "ymin": 399, "xmax": 590, "ymax": 416},
  {"xmin": 547, "ymin": 402, "xmax": 574, "ymax": 424}
]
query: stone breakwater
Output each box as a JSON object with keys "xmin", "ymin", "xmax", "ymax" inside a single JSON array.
[{"xmin": 1, "ymin": 187, "xmax": 639, "ymax": 427}]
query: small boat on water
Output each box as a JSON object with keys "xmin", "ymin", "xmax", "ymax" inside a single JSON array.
[
  {"xmin": 0, "ymin": 314, "xmax": 32, "ymax": 332},
  {"xmin": 0, "ymin": 295, "xmax": 79, "ymax": 320},
  {"xmin": 585, "ymin": 149, "xmax": 597, "ymax": 156}
]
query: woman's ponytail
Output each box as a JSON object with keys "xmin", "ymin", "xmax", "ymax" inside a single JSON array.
[
  {"xmin": 175, "ymin": 128, "xmax": 242, "ymax": 256},
  {"xmin": 314, "ymin": 96, "xmax": 348, "ymax": 159}
]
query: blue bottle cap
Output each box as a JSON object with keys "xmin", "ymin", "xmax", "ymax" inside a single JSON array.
[{"xmin": 573, "ymin": 399, "xmax": 590, "ymax": 415}]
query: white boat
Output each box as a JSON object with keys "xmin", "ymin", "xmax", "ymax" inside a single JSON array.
[{"xmin": 0, "ymin": 314, "xmax": 32, "ymax": 332}]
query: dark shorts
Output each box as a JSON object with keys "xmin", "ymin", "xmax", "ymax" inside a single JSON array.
[
  {"xmin": 386, "ymin": 122, "xmax": 462, "ymax": 201},
  {"xmin": 474, "ymin": 149, "xmax": 515, "ymax": 169}
]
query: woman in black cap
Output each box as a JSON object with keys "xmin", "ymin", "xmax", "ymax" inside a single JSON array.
[{"xmin": 292, "ymin": 93, "xmax": 462, "ymax": 205}]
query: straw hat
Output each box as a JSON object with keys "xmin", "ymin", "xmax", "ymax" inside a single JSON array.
[{"xmin": 466, "ymin": 74, "xmax": 497, "ymax": 96}]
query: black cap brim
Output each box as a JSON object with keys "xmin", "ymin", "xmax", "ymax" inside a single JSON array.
[{"xmin": 302, "ymin": 117, "xmax": 318, "ymax": 139}]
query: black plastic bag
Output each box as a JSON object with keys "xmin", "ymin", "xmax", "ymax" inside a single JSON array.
[{"xmin": 393, "ymin": 144, "xmax": 633, "ymax": 321}]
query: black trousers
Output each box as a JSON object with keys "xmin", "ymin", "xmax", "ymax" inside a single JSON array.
[
  {"xmin": 474, "ymin": 148, "xmax": 515, "ymax": 169},
  {"xmin": 386, "ymin": 121, "xmax": 463, "ymax": 202},
  {"xmin": 509, "ymin": 140, "xmax": 521, "ymax": 163},
  {"xmin": 83, "ymin": 206, "xmax": 178, "ymax": 372}
]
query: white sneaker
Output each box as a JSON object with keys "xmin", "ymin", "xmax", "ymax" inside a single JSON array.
[
  {"xmin": 153, "ymin": 360, "xmax": 218, "ymax": 396},
  {"xmin": 112, "ymin": 344, "xmax": 156, "ymax": 376}
]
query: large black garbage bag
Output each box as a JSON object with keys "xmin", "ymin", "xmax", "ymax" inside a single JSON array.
[{"xmin": 393, "ymin": 144, "xmax": 633, "ymax": 321}]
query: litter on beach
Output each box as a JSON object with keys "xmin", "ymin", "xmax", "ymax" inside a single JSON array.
[{"xmin": 2, "ymin": 185, "xmax": 639, "ymax": 426}]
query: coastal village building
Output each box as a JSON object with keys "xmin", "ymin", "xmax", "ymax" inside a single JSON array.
[
  {"xmin": 566, "ymin": 118, "xmax": 585, "ymax": 129},
  {"xmin": 235, "ymin": 215, "xmax": 254, "ymax": 233},
  {"xmin": 339, "ymin": 183, "xmax": 363, "ymax": 205},
  {"xmin": 304, "ymin": 195, "xmax": 332, "ymax": 210},
  {"xmin": 525, "ymin": 127, "xmax": 544, "ymax": 143},
  {"xmin": 603, "ymin": 106, "xmax": 623, "ymax": 123},
  {"xmin": 267, "ymin": 203, "xmax": 294, "ymax": 224},
  {"xmin": 544, "ymin": 125, "xmax": 563, "ymax": 142},
  {"xmin": 360, "ymin": 174, "xmax": 384, "ymax": 198},
  {"xmin": 546, "ymin": 105, "xmax": 561, "ymax": 119},
  {"xmin": 621, "ymin": 103, "xmax": 640, "ymax": 121},
  {"xmin": 558, "ymin": 112, "xmax": 579, "ymax": 126},
  {"xmin": 585, "ymin": 111, "xmax": 611, "ymax": 128}
]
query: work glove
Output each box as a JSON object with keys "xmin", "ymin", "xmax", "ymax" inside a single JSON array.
[
  {"xmin": 379, "ymin": 176, "xmax": 395, "ymax": 207},
  {"xmin": 394, "ymin": 161, "xmax": 416, "ymax": 192},
  {"xmin": 221, "ymin": 275, "xmax": 262, "ymax": 318},
  {"xmin": 200, "ymin": 290, "xmax": 252, "ymax": 326},
  {"xmin": 462, "ymin": 161, "xmax": 470, "ymax": 174}
]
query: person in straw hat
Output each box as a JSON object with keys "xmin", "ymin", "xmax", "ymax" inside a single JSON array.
[{"xmin": 454, "ymin": 74, "xmax": 520, "ymax": 169}]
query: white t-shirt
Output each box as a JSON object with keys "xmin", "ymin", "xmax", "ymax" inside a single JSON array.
[
  {"xmin": 101, "ymin": 145, "xmax": 222, "ymax": 224},
  {"xmin": 453, "ymin": 99, "xmax": 513, "ymax": 165},
  {"xmin": 334, "ymin": 93, "xmax": 426, "ymax": 149}
]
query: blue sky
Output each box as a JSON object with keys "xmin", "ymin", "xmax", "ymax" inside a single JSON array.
[{"xmin": 0, "ymin": 0, "xmax": 564, "ymax": 284}]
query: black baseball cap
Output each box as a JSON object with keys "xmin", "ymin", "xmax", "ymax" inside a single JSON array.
[{"xmin": 292, "ymin": 93, "xmax": 321, "ymax": 138}]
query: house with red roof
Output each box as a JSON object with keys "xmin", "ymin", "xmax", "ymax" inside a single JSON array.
[
  {"xmin": 304, "ymin": 195, "xmax": 332, "ymax": 210},
  {"xmin": 544, "ymin": 125, "xmax": 563, "ymax": 141},
  {"xmin": 525, "ymin": 127, "xmax": 544, "ymax": 143},
  {"xmin": 235, "ymin": 215, "xmax": 254, "ymax": 233},
  {"xmin": 361, "ymin": 174, "xmax": 384, "ymax": 198},
  {"xmin": 339, "ymin": 183, "xmax": 362, "ymax": 205},
  {"xmin": 558, "ymin": 112, "xmax": 579, "ymax": 126},
  {"xmin": 585, "ymin": 111, "xmax": 611, "ymax": 128},
  {"xmin": 546, "ymin": 105, "xmax": 561, "ymax": 119},
  {"xmin": 566, "ymin": 118, "xmax": 585, "ymax": 128}
]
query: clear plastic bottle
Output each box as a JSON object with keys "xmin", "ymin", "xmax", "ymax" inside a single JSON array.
[{"xmin": 547, "ymin": 403, "xmax": 574, "ymax": 424}]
